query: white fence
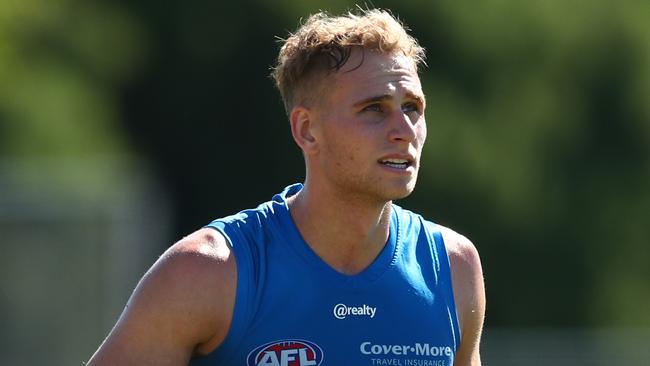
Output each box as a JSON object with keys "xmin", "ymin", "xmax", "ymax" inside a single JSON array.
[
  {"xmin": 0, "ymin": 158, "xmax": 171, "ymax": 365},
  {"xmin": 482, "ymin": 328, "xmax": 650, "ymax": 365}
]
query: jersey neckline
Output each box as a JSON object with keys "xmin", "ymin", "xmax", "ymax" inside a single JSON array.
[{"xmin": 271, "ymin": 183, "xmax": 401, "ymax": 286}]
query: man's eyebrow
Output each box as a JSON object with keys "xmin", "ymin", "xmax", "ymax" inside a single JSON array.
[
  {"xmin": 407, "ymin": 92, "xmax": 426, "ymax": 106},
  {"xmin": 352, "ymin": 94, "xmax": 392, "ymax": 108},
  {"xmin": 352, "ymin": 93, "xmax": 426, "ymax": 108}
]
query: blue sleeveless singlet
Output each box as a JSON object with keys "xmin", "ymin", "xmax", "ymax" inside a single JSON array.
[{"xmin": 190, "ymin": 183, "xmax": 460, "ymax": 366}]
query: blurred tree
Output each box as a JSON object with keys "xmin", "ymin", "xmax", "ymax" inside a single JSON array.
[
  {"xmin": 0, "ymin": 0, "xmax": 146, "ymax": 157},
  {"xmin": 0, "ymin": 0, "xmax": 150, "ymax": 198}
]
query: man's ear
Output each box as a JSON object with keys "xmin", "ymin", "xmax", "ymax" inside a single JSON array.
[{"xmin": 289, "ymin": 106, "xmax": 319, "ymax": 154}]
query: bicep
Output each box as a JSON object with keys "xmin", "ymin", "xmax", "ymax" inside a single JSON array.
[
  {"xmin": 87, "ymin": 308, "xmax": 194, "ymax": 365},
  {"xmin": 87, "ymin": 257, "xmax": 202, "ymax": 365},
  {"xmin": 87, "ymin": 230, "xmax": 236, "ymax": 365},
  {"xmin": 456, "ymin": 273, "xmax": 485, "ymax": 366},
  {"xmin": 444, "ymin": 230, "xmax": 486, "ymax": 366}
]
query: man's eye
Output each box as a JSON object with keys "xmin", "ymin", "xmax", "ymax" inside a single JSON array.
[
  {"xmin": 363, "ymin": 104, "xmax": 383, "ymax": 113},
  {"xmin": 402, "ymin": 102, "xmax": 421, "ymax": 114}
]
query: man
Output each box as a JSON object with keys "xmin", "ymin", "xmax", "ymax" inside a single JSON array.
[{"xmin": 87, "ymin": 9, "xmax": 485, "ymax": 366}]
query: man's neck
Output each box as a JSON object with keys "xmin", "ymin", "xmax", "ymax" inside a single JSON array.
[{"xmin": 287, "ymin": 183, "xmax": 393, "ymax": 275}]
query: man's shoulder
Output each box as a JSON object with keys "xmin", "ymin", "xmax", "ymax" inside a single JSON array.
[
  {"xmin": 436, "ymin": 224, "xmax": 484, "ymax": 331},
  {"xmin": 435, "ymin": 226, "xmax": 486, "ymax": 358},
  {"xmin": 436, "ymin": 225, "xmax": 480, "ymax": 267},
  {"xmin": 85, "ymin": 227, "xmax": 237, "ymax": 363},
  {"xmin": 138, "ymin": 227, "xmax": 236, "ymax": 319},
  {"xmin": 149, "ymin": 228, "xmax": 237, "ymax": 348},
  {"xmin": 160, "ymin": 228, "xmax": 235, "ymax": 281}
]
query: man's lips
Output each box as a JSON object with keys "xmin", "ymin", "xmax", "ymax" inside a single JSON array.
[{"xmin": 378, "ymin": 154, "xmax": 416, "ymax": 170}]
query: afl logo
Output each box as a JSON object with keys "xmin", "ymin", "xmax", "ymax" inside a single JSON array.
[{"xmin": 246, "ymin": 339, "xmax": 324, "ymax": 366}]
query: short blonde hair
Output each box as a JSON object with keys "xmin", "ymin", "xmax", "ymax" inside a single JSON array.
[{"xmin": 271, "ymin": 9, "xmax": 426, "ymax": 114}]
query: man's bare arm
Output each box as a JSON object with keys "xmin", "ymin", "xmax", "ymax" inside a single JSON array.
[
  {"xmin": 86, "ymin": 228, "xmax": 236, "ymax": 366},
  {"xmin": 443, "ymin": 228, "xmax": 486, "ymax": 366}
]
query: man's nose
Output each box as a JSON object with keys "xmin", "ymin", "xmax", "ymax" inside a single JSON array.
[{"xmin": 388, "ymin": 110, "xmax": 418, "ymax": 143}]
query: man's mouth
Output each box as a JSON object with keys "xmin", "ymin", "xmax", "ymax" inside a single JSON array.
[{"xmin": 379, "ymin": 158, "xmax": 412, "ymax": 170}]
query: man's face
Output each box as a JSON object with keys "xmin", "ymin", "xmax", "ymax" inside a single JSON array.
[{"xmin": 310, "ymin": 49, "xmax": 427, "ymax": 202}]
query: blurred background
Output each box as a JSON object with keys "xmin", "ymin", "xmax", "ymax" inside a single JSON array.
[{"xmin": 1, "ymin": 0, "xmax": 649, "ymax": 364}]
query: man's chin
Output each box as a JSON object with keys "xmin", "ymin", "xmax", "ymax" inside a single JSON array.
[
  {"xmin": 385, "ymin": 182, "xmax": 417, "ymax": 201},
  {"xmin": 391, "ymin": 189, "xmax": 414, "ymax": 201}
]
